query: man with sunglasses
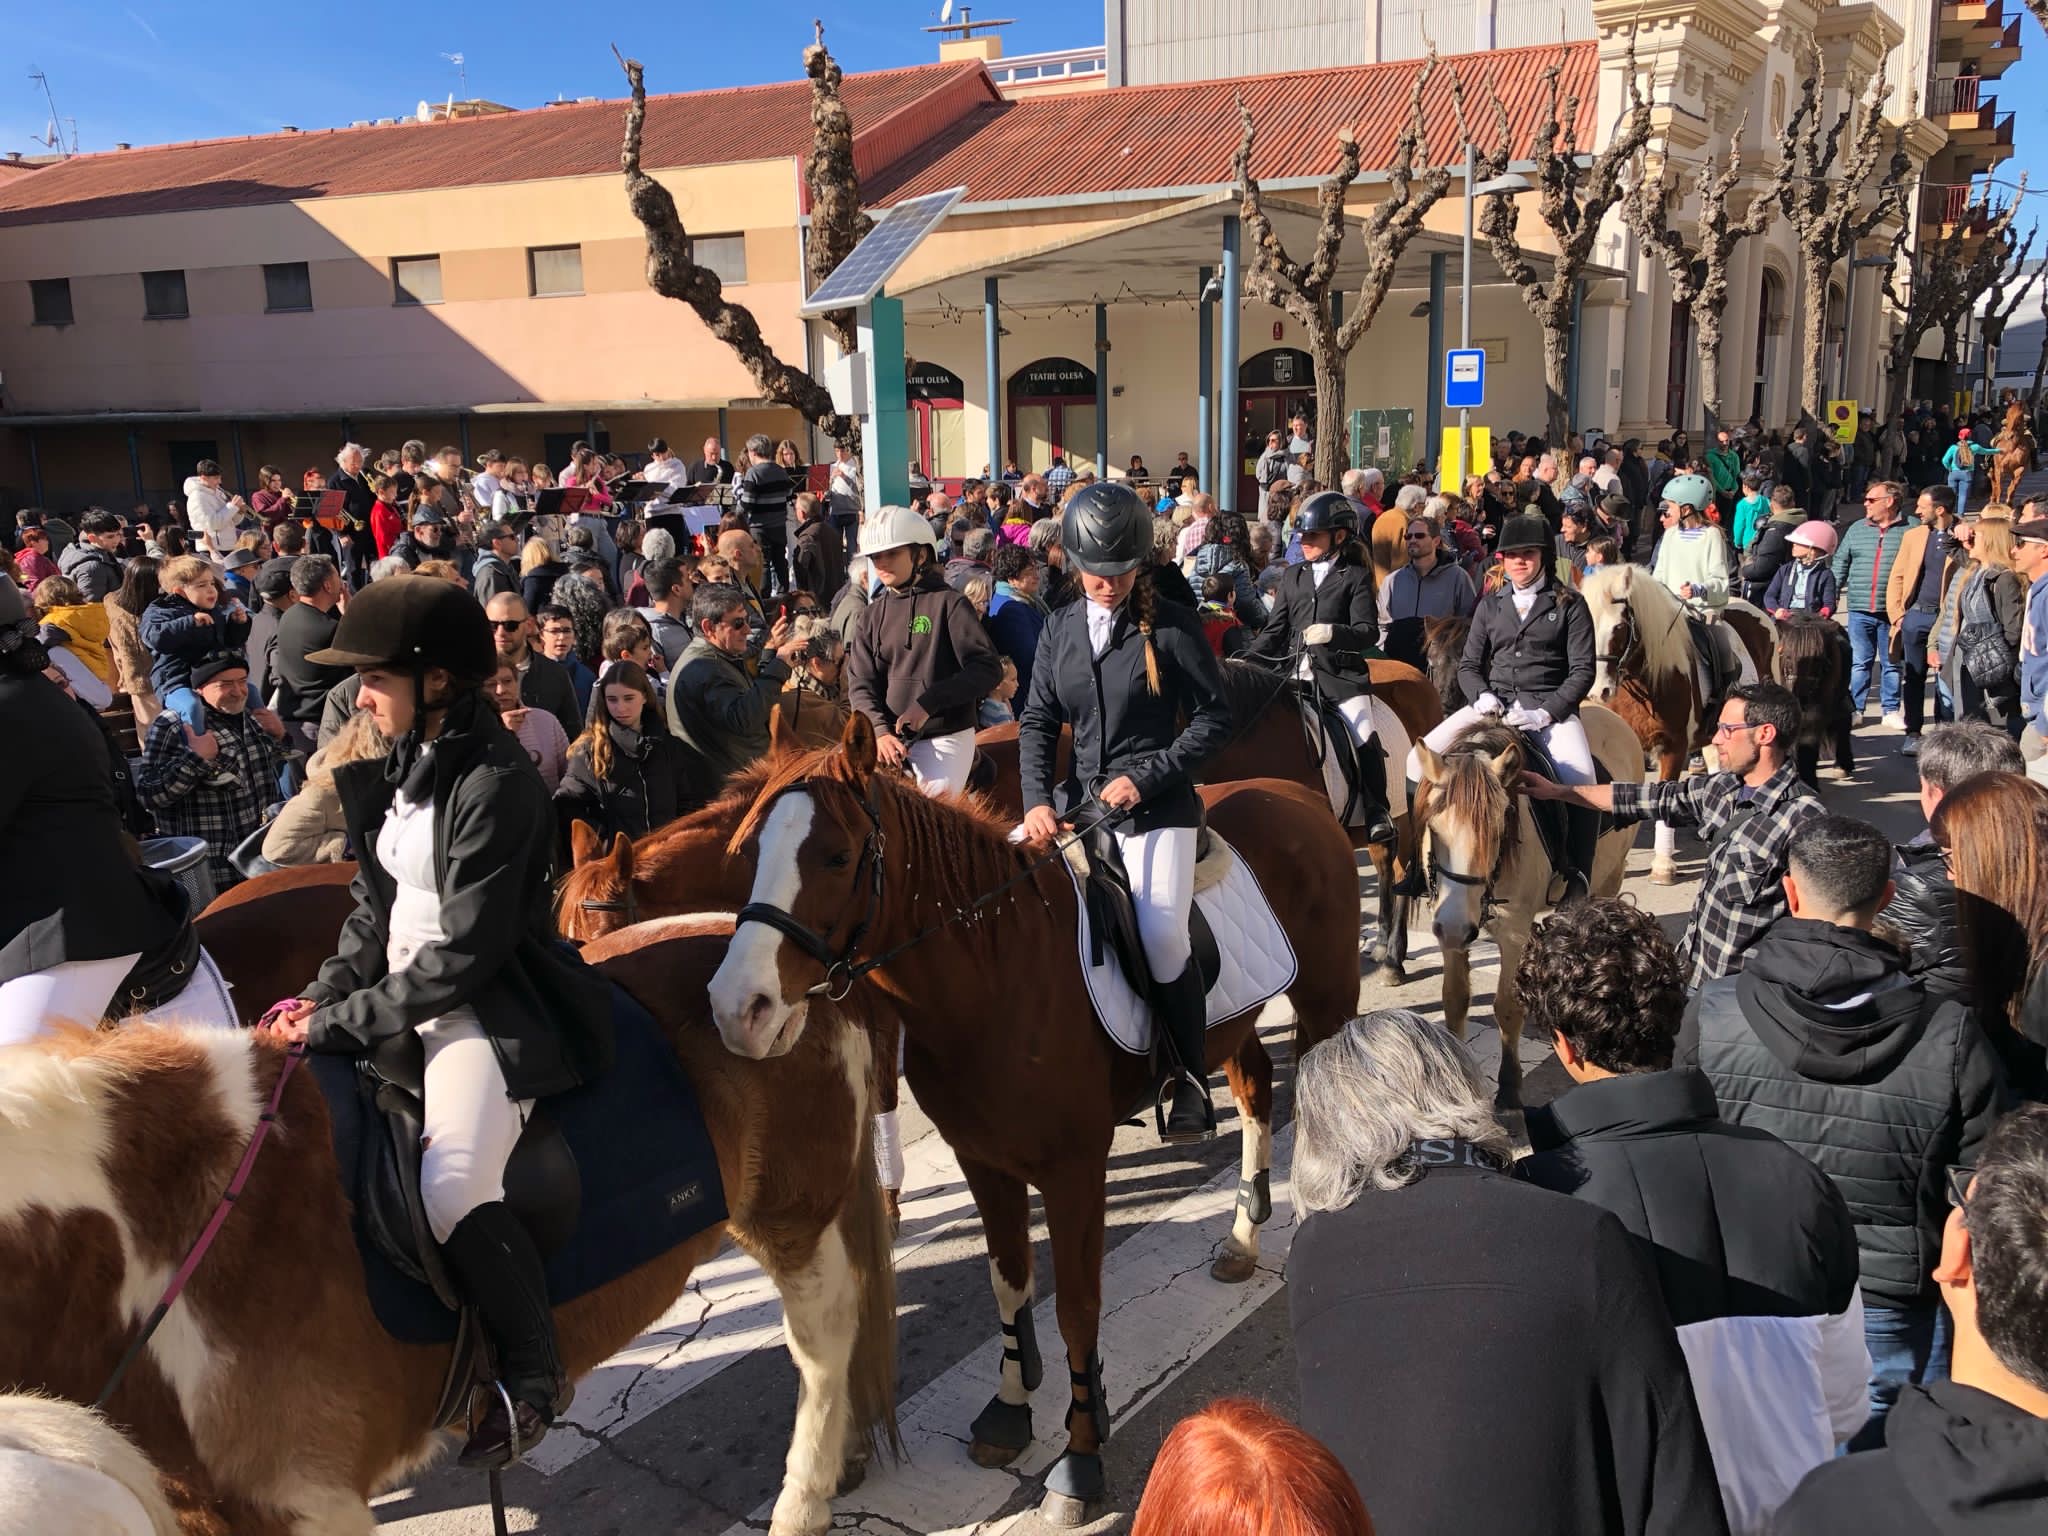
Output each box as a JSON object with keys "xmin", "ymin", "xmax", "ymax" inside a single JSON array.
[
  {"xmin": 1680, "ymin": 813, "xmax": 2003, "ymax": 1453},
  {"xmin": 483, "ymin": 592, "xmax": 580, "ymax": 738},
  {"xmin": 667, "ymin": 582, "xmax": 808, "ymax": 801},
  {"xmin": 1778, "ymin": 1105, "xmax": 2048, "ymax": 1534},
  {"xmin": 1526, "ymin": 682, "xmax": 1821, "ymax": 988},
  {"xmin": 1832, "ymin": 479, "xmax": 1915, "ymax": 727}
]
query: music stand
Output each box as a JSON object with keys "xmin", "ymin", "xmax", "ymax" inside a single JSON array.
[
  {"xmin": 533, "ymin": 487, "xmax": 591, "ymax": 520},
  {"xmin": 304, "ymin": 489, "xmax": 348, "ymax": 527}
]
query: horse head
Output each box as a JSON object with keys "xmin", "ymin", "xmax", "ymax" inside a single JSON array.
[
  {"xmin": 1412, "ymin": 723, "xmax": 1523, "ymax": 950},
  {"xmin": 558, "ymin": 825, "xmax": 641, "ymax": 942},
  {"xmin": 1422, "ymin": 615, "xmax": 1471, "ymax": 711},
  {"xmin": 1579, "ymin": 564, "xmax": 1638, "ymax": 704},
  {"xmin": 709, "ymin": 712, "xmax": 887, "ymax": 1060}
]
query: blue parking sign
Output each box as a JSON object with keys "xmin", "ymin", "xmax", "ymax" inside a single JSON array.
[{"xmin": 1446, "ymin": 349, "xmax": 1485, "ymax": 409}]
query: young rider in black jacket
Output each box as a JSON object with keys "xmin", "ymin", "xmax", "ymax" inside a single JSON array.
[
  {"xmin": 261, "ymin": 576, "xmax": 613, "ymax": 1470},
  {"xmin": 1018, "ymin": 484, "xmax": 1233, "ymax": 1140},
  {"xmin": 1248, "ymin": 489, "xmax": 1395, "ymax": 844}
]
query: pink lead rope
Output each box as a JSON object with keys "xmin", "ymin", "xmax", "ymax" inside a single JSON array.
[{"xmin": 94, "ymin": 1036, "xmax": 308, "ymax": 1409}]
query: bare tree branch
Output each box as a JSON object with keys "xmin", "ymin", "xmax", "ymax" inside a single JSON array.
[
  {"xmin": 802, "ymin": 20, "xmax": 874, "ymax": 357},
  {"xmin": 617, "ymin": 49, "xmax": 856, "ymax": 446}
]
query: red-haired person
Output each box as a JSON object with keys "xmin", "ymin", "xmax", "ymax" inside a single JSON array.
[{"xmin": 1131, "ymin": 1398, "xmax": 1372, "ymax": 1536}]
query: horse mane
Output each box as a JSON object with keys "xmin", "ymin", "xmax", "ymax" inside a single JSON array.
[
  {"xmin": 1414, "ymin": 720, "xmax": 1523, "ymax": 877},
  {"xmin": 1219, "ymin": 657, "xmax": 1290, "ymax": 728},
  {"xmin": 727, "ymin": 740, "xmax": 1015, "ymax": 858},
  {"xmin": 1773, "ymin": 612, "xmax": 1834, "ymax": 671},
  {"xmin": 1581, "ymin": 563, "xmax": 1692, "ymax": 688},
  {"xmin": 1423, "ymin": 615, "xmax": 1470, "ymax": 706}
]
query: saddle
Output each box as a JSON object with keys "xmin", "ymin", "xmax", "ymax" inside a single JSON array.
[
  {"xmin": 1516, "ymin": 730, "xmax": 1612, "ymax": 899},
  {"xmin": 1684, "ymin": 614, "xmax": 1744, "ymax": 704},
  {"xmin": 1069, "ymin": 812, "xmax": 1223, "ymax": 1000}
]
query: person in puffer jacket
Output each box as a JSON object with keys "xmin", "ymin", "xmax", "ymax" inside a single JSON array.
[{"xmin": 1680, "ymin": 814, "xmax": 2006, "ymax": 1451}]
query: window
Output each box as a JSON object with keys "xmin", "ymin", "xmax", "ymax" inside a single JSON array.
[
  {"xmin": 29, "ymin": 277, "xmax": 72, "ymax": 326},
  {"xmin": 691, "ymin": 233, "xmax": 747, "ymax": 285},
  {"xmin": 141, "ymin": 269, "xmax": 189, "ymax": 319},
  {"xmin": 392, "ymin": 255, "xmax": 443, "ymax": 306},
  {"xmin": 529, "ymin": 244, "xmax": 583, "ymax": 297},
  {"xmin": 263, "ymin": 261, "xmax": 312, "ymax": 312}
]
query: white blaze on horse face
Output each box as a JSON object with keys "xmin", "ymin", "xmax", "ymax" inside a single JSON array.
[
  {"xmin": 709, "ymin": 793, "xmax": 815, "ymax": 1059},
  {"xmin": 1429, "ymin": 818, "xmax": 1488, "ymax": 949},
  {"xmin": 1590, "ymin": 609, "xmax": 1622, "ymax": 700}
]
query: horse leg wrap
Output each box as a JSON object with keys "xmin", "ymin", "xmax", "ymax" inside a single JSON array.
[
  {"xmin": 1236, "ymin": 1170, "xmax": 1273, "ymax": 1227},
  {"xmin": 1044, "ymin": 1449, "xmax": 1106, "ymax": 1502},
  {"xmin": 871, "ymin": 1109, "xmax": 904, "ymax": 1192},
  {"xmin": 1005, "ymin": 1305, "xmax": 1044, "ymax": 1392},
  {"xmin": 1063, "ymin": 1352, "xmax": 1111, "ymax": 1445},
  {"xmin": 969, "ymin": 1395, "xmax": 1034, "ymax": 1453}
]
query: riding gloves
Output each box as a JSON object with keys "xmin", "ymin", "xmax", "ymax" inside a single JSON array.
[
  {"xmin": 1504, "ymin": 706, "xmax": 1552, "ymax": 732},
  {"xmin": 1475, "ymin": 692, "xmax": 1505, "ymax": 717}
]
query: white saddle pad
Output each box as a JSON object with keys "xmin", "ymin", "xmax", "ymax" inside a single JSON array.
[
  {"xmin": 1307, "ymin": 694, "xmax": 1411, "ymax": 828},
  {"xmin": 1064, "ymin": 834, "xmax": 1298, "ymax": 1056}
]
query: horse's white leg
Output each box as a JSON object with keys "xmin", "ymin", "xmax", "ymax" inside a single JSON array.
[
  {"xmin": 1492, "ymin": 923, "xmax": 1534, "ymax": 1112},
  {"xmin": 1650, "ymin": 819, "xmax": 1679, "ymax": 885},
  {"xmin": 768, "ymin": 1225, "xmax": 859, "ymax": 1536},
  {"xmin": 1212, "ymin": 1080, "xmax": 1273, "ymax": 1285},
  {"xmin": 1441, "ymin": 942, "xmax": 1472, "ymax": 1041}
]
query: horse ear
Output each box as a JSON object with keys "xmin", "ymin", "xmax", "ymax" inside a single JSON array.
[
  {"xmin": 841, "ymin": 710, "xmax": 878, "ymax": 779},
  {"xmin": 1415, "ymin": 743, "xmax": 1446, "ymax": 784},
  {"xmin": 569, "ymin": 819, "xmax": 601, "ymax": 868},
  {"xmin": 768, "ymin": 699, "xmax": 798, "ymax": 758},
  {"xmin": 609, "ymin": 831, "xmax": 634, "ymax": 885},
  {"xmin": 1487, "ymin": 743, "xmax": 1519, "ymax": 782}
]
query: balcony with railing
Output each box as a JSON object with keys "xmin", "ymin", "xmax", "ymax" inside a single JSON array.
[
  {"xmin": 1940, "ymin": 0, "xmax": 2023, "ymax": 75},
  {"xmin": 1929, "ymin": 73, "xmax": 1983, "ymax": 116}
]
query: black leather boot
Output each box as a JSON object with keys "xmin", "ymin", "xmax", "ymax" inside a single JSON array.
[
  {"xmin": 1154, "ymin": 961, "xmax": 1215, "ymax": 1144},
  {"xmin": 1388, "ymin": 779, "xmax": 1427, "ymax": 897},
  {"xmin": 1560, "ymin": 804, "xmax": 1601, "ymax": 904},
  {"xmin": 441, "ymin": 1202, "xmax": 571, "ymax": 1470},
  {"xmin": 1354, "ymin": 740, "xmax": 1397, "ymax": 847}
]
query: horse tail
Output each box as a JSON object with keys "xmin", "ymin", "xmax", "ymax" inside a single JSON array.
[{"xmin": 841, "ymin": 1060, "xmax": 903, "ymax": 1464}]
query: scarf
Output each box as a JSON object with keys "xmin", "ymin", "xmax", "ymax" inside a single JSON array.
[
  {"xmin": 608, "ymin": 721, "xmax": 644, "ymax": 759},
  {"xmin": 385, "ymin": 686, "xmax": 488, "ymax": 803}
]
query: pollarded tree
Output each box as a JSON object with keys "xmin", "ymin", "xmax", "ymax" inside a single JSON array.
[
  {"xmin": 1776, "ymin": 45, "xmax": 1911, "ymax": 420},
  {"xmin": 1233, "ymin": 49, "xmax": 1473, "ymax": 488},
  {"xmin": 1881, "ymin": 185, "xmax": 2026, "ymax": 415},
  {"xmin": 1622, "ymin": 121, "xmax": 1788, "ymax": 433},
  {"xmin": 1476, "ymin": 36, "xmax": 1654, "ymax": 444}
]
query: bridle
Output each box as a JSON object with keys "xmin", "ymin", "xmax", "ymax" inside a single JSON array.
[
  {"xmin": 1593, "ymin": 604, "xmax": 1639, "ymax": 688},
  {"xmin": 576, "ymin": 881, "xmax": 642, "ymax": 928}
]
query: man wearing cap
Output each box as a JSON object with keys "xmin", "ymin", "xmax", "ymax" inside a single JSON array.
[
  {"xmin": 392, "ymin": 505, "xmax": 450, "ymax": 570},
  {"xmin": 272, "ymin": 556, "xmax": 352, "ymax": 753},
  {"xmin": 469, "ymin": 521, "xmax": 522, "ymax": 607},
  {"xmin": 245, "ymin": 561, "xmax": 300, "ymax": 709},
  {"xmin": 135, "ymin": 652, "xmax": 291, "ymax": 891},
  {"xmin": 2016, "ymin": 517, "xmax": 2048, "ymax": 760},
  {"xmin": 221, "ymin": 546, "xmax": 265, "ymax": 606}
]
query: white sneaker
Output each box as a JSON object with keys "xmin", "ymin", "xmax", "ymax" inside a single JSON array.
[{"xmin": 1881, "ymin": 711, "xmax": 1905, "ymax": 729}]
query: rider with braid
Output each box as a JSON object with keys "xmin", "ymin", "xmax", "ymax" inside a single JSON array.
[
  {"xmin": 1401, "ymin": 511, "xmax": 1599, "ymax": 897},
  {"xmin": 1019, "ymin": 483, "xmax": 1234, "ymax": 1141},
  {"xmin": 1247, "ymin": 490, "xmax": 1395, "ymax": 845}
]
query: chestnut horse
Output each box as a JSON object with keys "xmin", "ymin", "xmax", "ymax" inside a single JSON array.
[
  {"xmin": 1412, "ymin": 709, "xmax": 1642, "ymax": 1108},
  {"xmin": 0, "ymin": 920, "xmax": 895, "ymax": 1536},
  {"xmin": 705, "ymin": 716, "xmax": 1361, "ymax": 1524},
  {"xmin": 1991, "ymin": 398, "xmax": 2036, "ymax": 506},
  {"xmin": 1580, "ymin": 563, "xmax": 1775, "ymax": 883}
]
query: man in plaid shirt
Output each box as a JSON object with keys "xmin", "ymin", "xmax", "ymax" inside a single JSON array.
[
  {"xmin": 1525, "ymin": 681, "xmax": 1823, "ymax": 988},
  {"xmin": 136, "ymin": 652, "xmax": 291, "ymax": 891},
  {"xmin": 1045, "ymin": 455, "xmax": 1075, "ymax": 500}
]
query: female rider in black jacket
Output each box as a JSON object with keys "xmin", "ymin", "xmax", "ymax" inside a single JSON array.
[
  {"xmin": 1018, "ymin": 483, "xmax": 1233, "ymax": 1141},
  {"xmin": 261, "ymin": 575, "xmax": 612, "ymax": 1469},
  {"xmin": 1248, "ymin": 490, "xmax": 1394, "ymax": 844}
]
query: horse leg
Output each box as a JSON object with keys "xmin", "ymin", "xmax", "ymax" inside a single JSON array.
[
  {"xmin": 1650, "ymin": 750, "xmax": 1683, "ymax": 885},
  {"xmin": 1441, "ymin": 941, "xmax": 1472, "ymax": 1043},
  {"xmin": 958, "ymin": 1156, "xmax": 1041, "ymax": 1469},
  {"xmin": 766, "ymin": 1222, "xmax": 862, "ymax": 1536},
  {"xmin": 1036, "ymin": 1161, "xmax": 1112, "ymax": 1528},
  {"xmin": 1212, "ymin": 1035, "xmax": 1275, "ymax": 1284},
  {"xmin": 1364, "ymin": 841, "xmax": 1410, "ymax": 984},
  {"xmin": 1492, "ymin": 924, "xmax": 1533, "ymax": 1114},
  {"xmin": 870, "ymin": 1014, "xmax": 904, "ymax": 1237}
]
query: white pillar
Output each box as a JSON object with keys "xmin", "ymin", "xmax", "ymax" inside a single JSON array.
[
  {"xmin": 1845, "ymin": 264, "xmax": 1880, "ymax": 413},
  {"xmin": 1646, "ymin": 260, "xmax": 1675, "ymax": 434},
  {"xmin": 1620, "ymin": 242, "xmax": 1658, "ymax": 433},
  {"xmin": 1719, "ymin": 237, "xmax": 1760, "ymax": 426}
]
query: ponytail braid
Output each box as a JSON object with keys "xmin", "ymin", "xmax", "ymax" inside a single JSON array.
[{"xmin": 1134, "ymin": 569, "xmax": 1161, "ymax": 696}]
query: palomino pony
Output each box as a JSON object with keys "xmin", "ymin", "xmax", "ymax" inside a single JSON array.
[
  {"xmin": 1412, "ymin": 709, "xmax": 1642, "ymax": 1108},
  {"xmin": 706, "ymin": 715, "xmax": 1361, "ymax": 1523},
  {"xmin": 1579, "ymin": 563, "xmax": 1775, "ymax": 883},
  {"xmin": 0, "ymin": 920, "xmax": 896, "ymax": 1536},
  {"xmin": 1991, "ymin": 398, "xmax": 2036, "ymax": 506}
]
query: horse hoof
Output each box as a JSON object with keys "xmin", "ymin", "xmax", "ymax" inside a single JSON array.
[
  {"xmin": 1211, "ymin": 1247, "xmax": 1259, "ymax": 1284},
  {"xmin": 1043, "ymin": 1450, "xmax": 1107, "ymax": 1521},
  {"xmin": 883, "ymin": 1188, "xmax": 902, "ymax": 1241},
  {"xmin": 968, "ymin": 1395, "xmax": 1033, "ymax": 1465},
  {"xmin": 1373, "ymin": 962, "xmax": 1409, "ymax": 986},
  {"xmin": 835, "ymin": 1453, "xmax": 870, "ymax": 1495},
  {"xmin": 1649, "ymin": 864, "xmax": 1679, "ymax": 886}
]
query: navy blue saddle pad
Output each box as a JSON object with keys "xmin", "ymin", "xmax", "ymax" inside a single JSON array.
[{"xmin": 309, "ymin": 984, "xmax": 728, "ymax": 1345}]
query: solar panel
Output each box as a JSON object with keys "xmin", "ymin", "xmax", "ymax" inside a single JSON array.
[{"xmin": 799, "ymin": 187, "xmax": 967, "ymax": 316}]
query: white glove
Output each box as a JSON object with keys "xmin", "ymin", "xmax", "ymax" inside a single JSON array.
[
  {"xmin": 1302, "ymin": 622, "xmax": 1335, "ymax": 647},
  {"xmin": 1475, "ymin": 692, "xmax": 1506, "ymax": 717},
  {"xmin": 1505, "ymin": 706, "xmax": 1553, "ymax": 732}
]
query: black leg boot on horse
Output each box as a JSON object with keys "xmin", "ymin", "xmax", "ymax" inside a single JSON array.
[
  {"xmin": 1154, "ymin": 960, "xmax": 1216, "ymax": 1144},
  {"xmin": 1561, "ymin": 804, "xmax": 1601, "ymax": 904},
  {"xmin": 442, "ymin": 1201, "xmax": 572, "ymax": 1470}
]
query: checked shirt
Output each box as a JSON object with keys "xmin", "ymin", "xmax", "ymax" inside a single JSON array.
[
  {"xmin": 1608, "ymin": 762, "xmax": 1823, "ymax": 990},
  {"xmin": 136, "ymin": 705, "xmax": 289, "ymax": 892}
]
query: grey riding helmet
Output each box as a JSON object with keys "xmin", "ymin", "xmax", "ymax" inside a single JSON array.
[{"xmin": 1059, "ymin": 482, "xmax": 1154, "ymax": 577}]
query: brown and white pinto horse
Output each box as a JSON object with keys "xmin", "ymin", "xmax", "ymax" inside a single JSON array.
[
  {"xmin": 0, "ymin": 921, "xmax": 896, "ymax": 1536},
  {"xmin": 705, "ymin": 715, "xmax": 1361, "ymax": 1523}
]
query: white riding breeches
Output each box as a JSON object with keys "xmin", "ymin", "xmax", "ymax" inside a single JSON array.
[
  {"xmin": 1318, "ymin": 694, "xmax": 1413, "ymax": 824},
  {"xmin": 0, "ymin": 945, "xmax": 238, "ymax": 1047},
  {"xmin": 1410, "ymin": 705, "xmax": 1597, "ymax": 786},
  {"xmin": 908, "ymin": 728, "xmax": 976, "ymax": 798},
  {"xmin": 1114, "ymin": 824, "xmax": 1198, "ymax": 981},
  {"xmin": 418, "ymin": 1016, "xmax": 533, "ymax": 1245}
]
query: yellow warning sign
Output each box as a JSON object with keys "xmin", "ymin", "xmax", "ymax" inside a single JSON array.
[{"xmin": 1826, "ymin": 400, "xmax": 1858, "ymax": 444}]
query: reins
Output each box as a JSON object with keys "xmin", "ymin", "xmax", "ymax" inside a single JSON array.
[{"xmin": 94, "ymin": 1041, "xmax": 308, "ymax": 1410}]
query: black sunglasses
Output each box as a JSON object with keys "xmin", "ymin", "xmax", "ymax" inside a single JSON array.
[{"xmin": 490, "ymin": 618, "xmax": 526, "ymax": 631}]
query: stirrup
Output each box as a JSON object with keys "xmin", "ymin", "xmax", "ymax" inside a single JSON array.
[{"xmin": 1155, "ymin": 1072, "xmax": 1216, "ymax": 1145}]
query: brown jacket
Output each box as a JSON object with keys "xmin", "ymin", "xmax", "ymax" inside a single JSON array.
[
  {"xmin": 101, "ymin": 596, "xmax": 160, "ymax": 727},
  {"xmin": 1885, "ymin": 524, "xmax": 1944, "ymax": 626}
]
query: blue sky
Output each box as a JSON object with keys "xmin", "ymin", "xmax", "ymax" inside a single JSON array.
[
  {"xmin": 9, "ymin": 1, "xmax": 2048, "ymax": 215},
  {"xmin": 6, "ymin": 0, "xmax": 1103, "ymax": 152}
]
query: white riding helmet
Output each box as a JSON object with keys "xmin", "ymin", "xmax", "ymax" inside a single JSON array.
[{"xmin": 856, "ymin": 504, "xmax": 938, "ymax": 557}]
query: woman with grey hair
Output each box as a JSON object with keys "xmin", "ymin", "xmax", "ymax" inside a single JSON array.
[{"xmin": 1288, "ymin": 1010, "xmax": 1728, "ymax": 1536}]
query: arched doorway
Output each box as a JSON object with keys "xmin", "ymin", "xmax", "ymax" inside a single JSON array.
[
  {"xmin": 1756, "ymin": 270, "xmax": 1785, "ymax": 424},
  {"xmin": 1236, "ymin": 347, "xmax": 1316, "ymax": 510},
  {"xmin": 1666, "ymin": 292, "xmax": 1694, "ymax": 431},
  {"xmin": 1008, "ymin": 357, "xmax": 1097, "ymax": 474},
  {"xmin": 907, "ymin": 360, "xmax": 966, "ymax": 482}
]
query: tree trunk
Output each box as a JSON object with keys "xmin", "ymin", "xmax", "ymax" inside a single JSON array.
[
  {"xmin": 1798, "ymin": 251, "xmax": 1831, "ymax": 421},
  {"xmin": 1312, "ymin": 320, "xmax": 1348, "ymax": 488},
  {"xmin": 1696, "ymin": 299, "xmax": 1724, "ymax": 436},
  {"xmin": 1541, "ymin": 306, "xmax": 1571, "ymax": 446}
]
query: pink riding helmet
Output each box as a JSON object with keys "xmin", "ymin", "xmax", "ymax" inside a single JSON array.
[{"xmin": 1786, "ymin": 520, "xmax": 1838, "ymax": 556}]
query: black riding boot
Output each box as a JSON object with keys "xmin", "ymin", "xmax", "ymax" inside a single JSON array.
[
  {"xmin": 441, "ymin": 1202, "xmax": 570, "ymax": 1470},
  {"xmin": 1560, "ymin": 804, "xmax": 1602, "ymax": 904},
  {"xmin": 1155, "ymin": 960, "xmax": 1216, "ymax": 1144},
  {"xmin": 1354, "ymin": 740, "xmax": 1398, "ymax": 847},
  {"xmin": 1388, "ymin": 779, "xmax": 1427, "ymax": 897}
]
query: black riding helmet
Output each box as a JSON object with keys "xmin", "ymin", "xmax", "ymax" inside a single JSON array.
[
  {"xmin": 1495, "ymin": 512, "xmax": 1553, "ymax": 553},
  {"xmin": 1060, "ymin": 481, "xmax": 1154, "ymax": 577},
  {"xmin": 1293, "ymin": 490, "xmax": 1359, "ymax": 534},
  {"xmin": 306, "ymin": 573, "xmax": 496, "ymax": 683}
]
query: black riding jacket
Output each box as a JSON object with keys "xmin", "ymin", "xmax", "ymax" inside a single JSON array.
[
  {"xmin": 1019, "ymin": 594, "xmax": 1231, "ymax": 833},
  {"xmin": 1457, "ymin": 574, "xmax": 1595, "ymax": 720},
  {"xmin": 1247, "ymin": 555, "xmax": 1379, "ymax": 703}
]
